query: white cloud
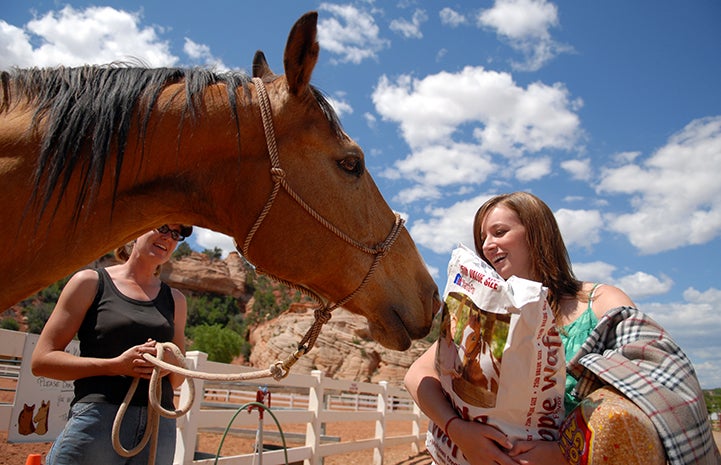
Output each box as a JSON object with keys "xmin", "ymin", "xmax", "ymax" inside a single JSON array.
[
  {"xmin": 193, "ymin": 228, "xmax": 236, "ymax": 259},
  {"xmin": 390, "ymin": 9, "xmax": 428, "ymax": 39},
  {"xmin": 599, "ymin": 116, "xmax": 721, "ymax": 254},
  {"xmin": 409, "ymin": 194, "xmax": 494, "ymax": 254},
  {"xmin": 0, "ymin": 20, "xmax": 34, "ymax": 68},
  {"xmin": 691, "ymin": 360, "xmax": 721, "ymax": 391},
  {"xmin": 479, "ymin": 0, "xmax": 558, "ymax": 40},
  {"xmin": 612, "ymin": 151, "xmax": 642, "ymax": 164},
  {"xmin": 183, "ymin": 38, "xmax": 228, "ymax": 71},
  {"xmin": 327, "ymin": 93, "xmax": 353, "ymax": 117},
  {"xmin": 373, "ymin": 67, "xmax": 582, "ymax": 152},
  {"xmin": 642, "ymin": 287, "xmax": 721, "ymax": 388},
  {"xmin": 515, "ymin": 156, "xmax": 551, "ymax": 181},
  {"xmin": 572, "ymin": 261, "xmax": 617, "ymax": 283},
  {"xmin": 385, "ymin": 142, "xmax": 496, "ymax": 191},
  {"xmin": 683, "ymin": 287, "xmax": 721, "ymax": 304},
  {"xmin": 439, "ymin": 8, "xmax": 467, "ymax": 28},
  {"xmin": 373, "ymin": 66, "xmax": 582, "ymax": 201},
  {"xmin": 0, "ymin": 6, "xmax": 178, "ymax": 68},
  {"xmin": 394, "ymin": 184, "xmax": 441, "ymax": 204},
  {"xmin": 646, "ymin": 288, "xmax": 721, "ymax": 345},
  {"xmin": 613, "ymin": 272, "xmax": 674, "ymax": 301},
  {"xmin": 561, "ymin": 158, "xmax": 592, "ymax": 181},
  {"xmin": 477, "ymin": 0, "xmax": 571, "ymax": 71},
  {"xmin": 570, "ymin": 262, "xmax": 672, "ymax": 300},
  {"xmin": 183, "ymin": 39, "xmax": 209, "ymax": 61},
  {"xmin": 555, "ymin": 208, "xmax": 603, "ymax": 249},
  {"xmin": 425, "ymin": 263, "xmax": 440, "ymax": 280},
  {"xmin": 317, "ymin": 3, "xmax": 390, "ymax": 64},
  {"xmin": 364, "ymin": 112, "xmax": 377, "ymax": 129}
]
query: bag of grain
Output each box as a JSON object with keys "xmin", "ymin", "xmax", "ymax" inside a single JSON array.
[{"xmin": 426, "ymin": 244, "xmax": 565, "ymax": 465}]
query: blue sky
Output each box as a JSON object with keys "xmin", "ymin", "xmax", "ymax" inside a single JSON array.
[{"xmin": 3, "ymin": 1, "xmax": 720, "ymax": 388}]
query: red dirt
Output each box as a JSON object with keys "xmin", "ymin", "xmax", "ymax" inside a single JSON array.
[{"xmin": 0, "ymin": 423, "xmax": 432, "ymax": 465}]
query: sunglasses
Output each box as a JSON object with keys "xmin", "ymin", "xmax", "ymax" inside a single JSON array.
[{"xmin": 156, "ymin": 224, "xmax": 186, "ymax": 242}]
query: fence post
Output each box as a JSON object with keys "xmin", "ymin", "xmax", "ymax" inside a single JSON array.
[
  {"xmin": 305, "ymin": 370, "xmax": 324, "ymax": 465},
  {"xmin": 411, "ymin": 401, "xmax": 422, "ymax": 454},
  {"xmin": 373, "ymin": 381, "xmax": 389, "ymax": 465},
  {"xmin": 174, "ymin": 351, "xmax": 207, "ymax": 465}
]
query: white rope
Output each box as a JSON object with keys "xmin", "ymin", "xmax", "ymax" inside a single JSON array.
[{"xmin": 111, "ymin": 341, "xmax": 299, "ymax": 463}]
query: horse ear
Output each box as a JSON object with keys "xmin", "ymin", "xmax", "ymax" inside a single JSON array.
[
  {"xmin": 283, "ymin": 11, "xmax": 319, "ymax": 96},
  {"xmin": 252, "ymin": 50, "xmax": 276, "ymax": 80}
]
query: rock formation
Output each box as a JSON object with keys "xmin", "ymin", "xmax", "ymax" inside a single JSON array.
[
  {"xmin": 160, "ymin": 252, "xmax": 250, "ymax": 299},
  {"xmin": 248, "ymin": 304, "xmax": 431, "ymax": 385}
]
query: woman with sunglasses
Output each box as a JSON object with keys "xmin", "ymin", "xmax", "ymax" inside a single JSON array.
[{"xmin": 32, "ymin": 224, "xmax": 193, "ymax": 465}]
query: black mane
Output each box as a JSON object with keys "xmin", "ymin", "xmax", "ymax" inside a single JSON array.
[{"xmin": 0, "ymin": 64, "xmax": 343, "ymax": 223}]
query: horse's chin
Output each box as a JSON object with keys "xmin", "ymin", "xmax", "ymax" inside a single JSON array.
[
  {"xmin": 361, "ymin": 294, "xmax": 439, "ymax": 350},
  {"xmin": 367, "ymin": 318, "xmax": 413, "ymax": 351}
]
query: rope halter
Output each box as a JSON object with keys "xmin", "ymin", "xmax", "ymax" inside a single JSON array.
[{"xmin": 238, "ymin": 77, "xmax": 406, "ymax": 376}]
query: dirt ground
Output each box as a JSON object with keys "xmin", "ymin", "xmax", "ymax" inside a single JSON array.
[
  {"xmin": 3, "ymin": 428, "xmax": 721, "ymax": 465},
  {"xmin": 0, "ymin": 420, "xmax": 432, "ymax": 465},
  {"xmin": 3, "ymin": 427, "xmax": 721, "ymax": 465}
]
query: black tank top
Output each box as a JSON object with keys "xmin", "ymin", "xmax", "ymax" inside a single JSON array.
[{"xmin": 73, "ymin": 268, "xmax": 176, "ymax": 408}]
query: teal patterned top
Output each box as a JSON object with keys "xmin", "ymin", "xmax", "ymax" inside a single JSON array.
[{"xmin": 559, "ymin": 285, "xmax": 600, "ymax": 415}]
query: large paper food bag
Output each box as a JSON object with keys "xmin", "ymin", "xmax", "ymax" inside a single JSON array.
[{"xmin": 427, "ymin": 244, "xmax": 565, "ymax": 465}]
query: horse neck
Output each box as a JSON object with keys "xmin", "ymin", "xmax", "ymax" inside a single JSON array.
[
  {"xmin": 126, "ymin": 82, "xmax": 271, "ymax": 236},
  {"xmin": 1, "ymin": 84, "xmax": 267, "ymax": 309}
]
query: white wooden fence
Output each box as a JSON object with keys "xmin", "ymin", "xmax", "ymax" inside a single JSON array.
[{"xmin": 0, "ymin": 329, "xmax": 427, "ymax": 465}]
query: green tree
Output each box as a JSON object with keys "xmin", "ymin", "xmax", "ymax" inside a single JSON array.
[
  {"xmin": 173, "ymin": 242, "xmax": 193, "ymax": 259},
  {"xmin": 24, "ymin": 303, "xmax": 54, "ymax": 334},
  {"xmin": 189, "ymin": 324, "xmax": 243, "ymax": 363},
  {"xmin": 186, "ymin": 294, "xmax": 241, "ymax": 329},
  {"xmin": 202, "ymin": 247, "xmax": 223, "ymax": 261},
  {"xmin": 0, "ymin": 317, "xmax": 20, "ymax": 331},
  {"xmin": 247, "ymin": 275, "xmax": 303, "ymax": 326},
  {"xmin": 704, "ymin": 388, "xmax": 721, "ymax": 415},
  {"xmin": 37, "ymin": 277, "xmax": 68, "ymax": 302}
]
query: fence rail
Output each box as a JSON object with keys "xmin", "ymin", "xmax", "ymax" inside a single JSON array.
[
  {"xmin": 0, "ymin": 329, "xmax": 427, "ymax": 465},
  {"xmin": 202, "ymin": 384, "xmax": 416, "ymax": 412},
  {"xmin": 177, "ymin": 352, "xmax": 426, "ymax": 465}
]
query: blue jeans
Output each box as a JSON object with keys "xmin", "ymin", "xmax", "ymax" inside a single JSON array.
[{"xmin": 46, "ymin": 402, "xmax": 176, "ymax": 465}]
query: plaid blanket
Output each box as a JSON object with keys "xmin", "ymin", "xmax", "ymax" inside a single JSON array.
[{"xmin": 567, "ymin": 306, "xmax": 721, "ymax": 465}]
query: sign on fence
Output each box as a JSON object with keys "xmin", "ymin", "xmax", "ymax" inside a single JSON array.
[{"xmin": 8, "ymin": 333, "xmax": 78, "ymax": 443}]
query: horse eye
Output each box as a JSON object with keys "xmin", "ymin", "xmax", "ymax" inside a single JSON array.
[{"xmin": 337, "ymin": 156, "xmax": 364, "ymax": 177}]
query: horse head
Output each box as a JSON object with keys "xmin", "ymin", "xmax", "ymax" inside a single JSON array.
[{"xmin": 233, "ymin": 12, "xmax": 440, "ymax": 350}]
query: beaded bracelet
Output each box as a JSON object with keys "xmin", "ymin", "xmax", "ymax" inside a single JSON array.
[{"xmin": 444, "ymin": 415, "xmax": 462, "ymax": 435}]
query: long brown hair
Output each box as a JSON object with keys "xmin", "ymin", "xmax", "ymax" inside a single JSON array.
[
  {"xmin": 473, "ymin": 192, "xmax": 582, "ymax": 319},
  {"xmin": 114, "ymin": 242, "xmax": 133, "ymax": 263}
]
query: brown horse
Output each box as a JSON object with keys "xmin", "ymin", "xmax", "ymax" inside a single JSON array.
[{"xmin": 0, "ymin": 12, "xmax": 439, "ymax": 350}]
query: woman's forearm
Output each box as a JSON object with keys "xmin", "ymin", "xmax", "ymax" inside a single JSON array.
[
  {"xmin": 404, "ymin": 343, "xmax": 460, "ymax": 428},
  {"xmin": 32, "ymin": 349, "xmax": 121, "ymax": 381}
]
